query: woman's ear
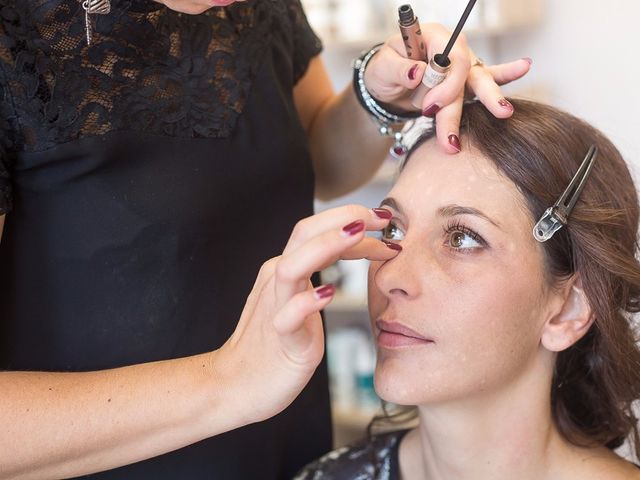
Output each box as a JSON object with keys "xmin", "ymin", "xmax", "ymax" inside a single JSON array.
[{"xmin": 541, "ymin": 276, "xmax": 594, "ymax": 352}]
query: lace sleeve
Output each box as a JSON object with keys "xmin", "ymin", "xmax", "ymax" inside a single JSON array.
[
  {"xmin": 288, "ymin": 0, "xmax": 323, "ymax": 84},
  {"xmin": 0, "ymin": 24, "xmax": 14, "ymax": 215}
]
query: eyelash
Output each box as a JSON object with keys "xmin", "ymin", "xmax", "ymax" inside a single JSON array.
[
  {"xmin": 380, "ymin": 219, "xmax": 488, "ymax": 253},
  {"xmin": 442, "ymin": 220, "xmax": 487, "ymax": 252}
]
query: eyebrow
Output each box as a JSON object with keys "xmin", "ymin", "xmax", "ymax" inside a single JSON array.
[
  {"xmin": 379, "ymin": 198, "xmax": 502, "ymax": 229},
  {"xmin": 379, "ymin": 197, "xmax": 402, "ymax": 215},
  {"xmin": 438, "ymin": 205, "xmax": 502, "ymax": 229}
]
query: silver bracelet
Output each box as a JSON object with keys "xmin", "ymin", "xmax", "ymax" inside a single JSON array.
[{"xmin": 353, "ymin": 43, "xmax": 420, "ymax": 157}]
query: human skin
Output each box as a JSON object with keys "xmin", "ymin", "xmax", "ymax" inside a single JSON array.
[
  {"xmin": 153, "ymin": 0, "xmax": 532, "ymax": 185},
  {"xmin": 0, "ymin": 2, "xmax": 530, "ymax": 475},
  {"xmin": 367, "ymin": 138, "xmax": 639, "ymax": 480},
  {"xmin": 368, "ymin": 138, "xmax": 556, "ymax": 406}
]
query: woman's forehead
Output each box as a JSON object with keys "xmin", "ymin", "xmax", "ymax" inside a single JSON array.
[{"xmin": 392, "ymin": 141, "xmax": 532, "ymax": 226}]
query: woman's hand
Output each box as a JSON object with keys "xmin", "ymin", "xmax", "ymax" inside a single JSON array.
[
  {"xmin": 364, "ymin": 23, "xmax": 532, "ymax": 153},
  {"xmin": 213, "ymin": 206, "xmax": 399, "ymax": 424}
]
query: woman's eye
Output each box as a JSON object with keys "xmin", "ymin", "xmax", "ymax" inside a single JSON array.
[
  {"xmin": 381, "ymin": 222, "xmax": 405, "ymax": 242},
  {"xmin": 447, "ymin": 230, "xmax": 482, "ymax": 249}
]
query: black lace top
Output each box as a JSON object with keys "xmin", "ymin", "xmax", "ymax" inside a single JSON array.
[
  {"xmin": 294, "ymin": 430, "xmax": 409, "ymax": 480},
  {"xmin": 0, "ymin": 1, "xmax": 329, "ymax": 478}
]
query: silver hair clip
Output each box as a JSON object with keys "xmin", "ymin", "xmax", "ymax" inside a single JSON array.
[{"xmin": 533, "ymin": 145, "xmax": 598, "ymax": 242}]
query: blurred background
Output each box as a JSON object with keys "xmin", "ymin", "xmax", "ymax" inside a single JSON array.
[{"xmin": 302, "ymin": 0, "xmax": 640, "ymax": 449}]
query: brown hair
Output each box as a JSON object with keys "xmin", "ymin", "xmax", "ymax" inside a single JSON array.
[{"xmin": 399, "ymin": 98, "xmax": 640, "ymax": 458}]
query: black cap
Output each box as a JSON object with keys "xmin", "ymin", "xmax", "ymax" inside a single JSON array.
[{"xmin": 398, "ymin": 5, "xmax": 415, "ymax": 26}]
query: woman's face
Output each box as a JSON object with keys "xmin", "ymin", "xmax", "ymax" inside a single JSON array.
[{"xmin": 368, "ymin": 139, "xmax": 558, "ymax": 406}]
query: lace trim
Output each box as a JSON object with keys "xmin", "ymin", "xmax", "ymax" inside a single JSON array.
[{"xmin": 0, "ymin": 0, "xmax": 321, "ymax": 154}]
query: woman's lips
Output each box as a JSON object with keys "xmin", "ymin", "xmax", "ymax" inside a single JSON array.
[{"xmin": 376, "ymin": 320, "xmax": 434, "ymax": 348}]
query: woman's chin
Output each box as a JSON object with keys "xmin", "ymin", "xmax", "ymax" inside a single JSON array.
[{"xmin": 374, "ymin": 373, "xmax": 425, "ymax": 406}]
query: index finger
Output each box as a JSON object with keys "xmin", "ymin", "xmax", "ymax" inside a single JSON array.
[
  {"xmin": 283, "ymin": 205, "xmax": 392, "ymax": 255},
  {"xmin": 275, "ymin": 220, "xmax": 399, "ymax": 307},
  {"xmin": 419, "ymin": 36, "xmax": 471, "ymax": 113}
]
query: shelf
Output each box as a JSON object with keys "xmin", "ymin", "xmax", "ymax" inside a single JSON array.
[
  {"xmin": 326, "ymin": 292, "xmax": 367, "ymax": 313},
  {"xmin": 331, "ymin": 403, "xmax": 380, "ymax": 447},
  {"xmin": 333, "ymin": 404, "xmax": 380, "ymax": 428}
]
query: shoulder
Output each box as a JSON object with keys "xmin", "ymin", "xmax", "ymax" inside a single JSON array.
[
  {"xmin": 567, "ymin": 447, "xmax": 640, "ymax": 480},
  {"xmin": 293, "ymin": 430, "xmax": 409, "ymax": 480}
]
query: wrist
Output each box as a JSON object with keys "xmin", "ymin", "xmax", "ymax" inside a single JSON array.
[
  {"xmin": 204, "ymin": 344, "xmax": 279, "ymax": 427},
  {"xmin": 353, "ymin": 44, "xmax": 420, "ymax": 157},
  {"xmin": 198, "ymin": 348, "xmax": 260, "ymax": 434}
]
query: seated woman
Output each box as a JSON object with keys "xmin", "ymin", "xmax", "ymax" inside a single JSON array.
[{"xmin": 293, "ymin": 98, "xmax": 640, "ymax": 479}]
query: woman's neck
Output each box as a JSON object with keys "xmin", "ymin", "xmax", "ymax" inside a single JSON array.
[{"xmin": 398, "ymin": 360, "xmax": 574, "ymax": 480}]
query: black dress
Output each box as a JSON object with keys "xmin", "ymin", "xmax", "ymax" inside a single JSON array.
[{"xmin": 0, "ymin": 1, "xmax": 331, "ymax": 478}]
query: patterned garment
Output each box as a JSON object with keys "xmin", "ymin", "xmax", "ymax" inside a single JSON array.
[
  {"xmin": 0, "ymin": 1, "xmax": 330, "ymax": 478},
  {"xmin": 294, "ymin": 430, "xmax": 410, "ymax": 480}
]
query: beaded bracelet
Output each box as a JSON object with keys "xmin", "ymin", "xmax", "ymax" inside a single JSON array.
[{"xmin": 352, "ymin": 43, "xmax": 421, "ymax": 157}]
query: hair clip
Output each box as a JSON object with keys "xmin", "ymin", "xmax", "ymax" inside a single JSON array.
[{"xmin": 533, "ymin": 145, "xmax": 598, "ymax": 242}]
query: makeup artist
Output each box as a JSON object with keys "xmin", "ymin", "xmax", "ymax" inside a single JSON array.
[{"xmin": 0, "ymin": 0, "xmax": 530, "ymax": 478}]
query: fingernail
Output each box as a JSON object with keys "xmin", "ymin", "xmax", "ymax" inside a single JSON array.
[
  {"xmin": 448, "ymin": 134, "xmax": 461, "ymax": 152},
  {"xmin": 384, "ymin": 241, "xmax": 402, "ymax": 252},
  {"xmin": 522, "ymin": 57, "xmax": 533, "ymax": 65},
  {"xmin": 315, "ymin": 284, "xmax": 336, "ymax": 300},
  {"xmin": 498, "ymin": 98, "xmax": 514, "ymax": 111},
  {"xmin": 342, "ymin": 220, "xmax": 365, "ymax": 236},
  {"xmin": 422, "ymin": 104, "xmax": 440, "ymax": 117},
  {"xmin": 372, "ymin": 208, "xmax": 392, "ymax": 219},
  {"xmin": 408, "ymin": 64, "xmax": 419, "ymax": 81}
]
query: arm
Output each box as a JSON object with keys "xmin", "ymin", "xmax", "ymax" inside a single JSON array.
[
  {"xmin": 294, "ymin": 58, "xmax": 392, "ymax": 201},
  {"xmin": 0, "ymin": 207, "xmax": 397, "ymax": 480},
  {"xmin": 0, "ymin": 219, "xmax": 260, "ymax": 478},
  {"xmin": 295, "ymin": 26, "xmax": 532, "ymax": 201},
  {"xmin": 0, "ymin": 345, "xmax": 246, "ymax": 479}
]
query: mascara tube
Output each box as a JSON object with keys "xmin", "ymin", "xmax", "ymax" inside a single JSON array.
[
  {"xmin": 410, "ymin": 0, "xmax": 477, "ymax": 109},
  {"xmin": 410, "ymin": 53, "xmax": 451, "ymax": 109},
  {"xmin": 398, "ymin": 5, "xmax": 426, "ymax": 61}
]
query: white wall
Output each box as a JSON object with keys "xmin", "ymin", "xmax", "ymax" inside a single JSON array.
[
  {"xmin": 317, "ymin": 0, "xmax": 640, "ymax": 206},
  {"xmin": 496, "ymin": 0, "xmax": 640, "ymax": 176}
]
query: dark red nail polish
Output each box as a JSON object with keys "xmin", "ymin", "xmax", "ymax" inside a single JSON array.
[
  {"xmin": 315, "ymin": 284, "xmax": 335, "ymax": 300},
  {"xmin": 422, "ymin": 104, "xmax": 440, "ymax": 117},
  {"xmin": 522, "ymin": 57, "xmax": 533, "ymax": 65},
  {"xmin": 342, "ymin": 220, "xmax": 365, "ymax": 236},
  {"xmin": 498, "ymin": 98, "xmax": 514, "ymax": 111},
  {"xmin": 384, "ymin": 241, "xmax": 402, "ymax": 252},
  {"xmin": 448, "ymin": 134, "xmax": 461, "ymax": 152},
  {"xmin": 372, "ymin": 208, "xmax": 392, "ymax": 219},
  {"xmin": 408, "ymin": 64, "xmax": 419, "ymax": 81}
]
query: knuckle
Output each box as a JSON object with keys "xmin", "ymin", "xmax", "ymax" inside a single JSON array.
[
  {"xmin": 289, "ymin": 219, "xmax": 308, "ymax": 242},
  {"xmin": 261, "ymin": 257, "xmax": 279, "ymax": 274},
  {"xmin": 256, "ymin": 257, "xmax": 279, "ymax": 282},
  {"xmin": 275, "ymin": 259, "xmax": 295, "ymax": 283},
  {"xmin": 292, "ymin": 291, "xmax": 312, "ymax": 312}
]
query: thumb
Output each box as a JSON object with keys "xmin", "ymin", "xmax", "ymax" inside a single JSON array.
[
  {"xmin": 365, "ymin": 47, "xmax": 427, "ymax": 99},
  {"xmin": 273, "ymin": 285, "xmax": 331, "ymax": 367}
]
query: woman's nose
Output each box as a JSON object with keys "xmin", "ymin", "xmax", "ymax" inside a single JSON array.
[{"xmin": 371, "ymin": 245, "xmax": 421, "ymax": 300}]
